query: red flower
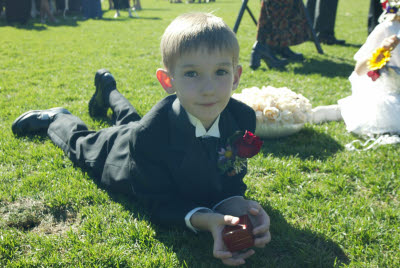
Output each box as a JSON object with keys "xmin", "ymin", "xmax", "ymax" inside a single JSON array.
[
  {"xmin": 234, "ymin": 130, "xmax": 263, "ymax": 158},
  {"xmin": 381, "ymin": 0, "xmax": 388, "ymax": 10},
  {"xmin": 367, "ymin": 70, "xmax": 380, "ymax": 81}
]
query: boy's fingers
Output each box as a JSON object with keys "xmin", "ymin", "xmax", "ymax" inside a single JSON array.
[
  {"xmin": 221, "ymin": 249, "xmax": 255, "ymax": 266},
  {"xmin": 249, "ymin": 207, "xmax": 260, "ymax": 215},
  {"xmin": 223, "ymin": 215, "xmax": 240, "ymax": 225},
  {"xmin": 214, "ymin": 249, "xmax": 233, "ymax": 260},
  {"xmin": 234, "ymin": 249, "xmax": 255, "ymax": 259},
  {"xmin": 222, "ymin": 258, "xmax": 245, "ymax": 266},
  {"xmin": 254, "ymin": 231, "xmax": 271, "ymax": 248},
  {"xmin": 252, "ymin": 210, "xmax": 270, "ymax": 235}
]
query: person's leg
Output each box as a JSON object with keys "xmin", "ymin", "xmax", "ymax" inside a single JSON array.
[
  {"xmin": 48, "ymin": 113, "xmax": 134, "ymax": 195},
  {"xmin": 305, "ymin": 0, "xmax": 316, "ymax": 24},
  {"xmin": 89, "ymin": 69, "xmax": 141, "ymax": 126},
  {"xmin": 269, "ymin": 0, "xmax": 310, "ymax": 62},
  {"xmin": 113, "ymin": 0, "xmax": 120, "ymax": 17},
  {"xmin": 368, "ymin": 0, "xmax": 382, "ymax": 34},
  {"xmin": 108, "ymin": 90, "xmax": 141, "ymax": 125},
  {"xmin": 314, "ymin": 0, "xmax": 336, "ymax": 37},
  {"xmin": 134, "ymin": 0, "xmax": 141, "ymax": 10},
  {"xmin": 40, "ymin": 0, "xmax": 57, "ymax": 22},
  {"xmin": 250, "ymin": 0, "xmax": 288, "ymax": 70},
  {"xmin": 95, "ymin": 0, "xmax": 102, "ymax": 18},
  {"xmin": 314, "ymin": 0, "xmax": 344, "ymax": 44}
]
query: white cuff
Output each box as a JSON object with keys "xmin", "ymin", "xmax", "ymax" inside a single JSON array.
[{"xmin": 185, "ymin": 207, "xmax": 213, "ymax": 233}]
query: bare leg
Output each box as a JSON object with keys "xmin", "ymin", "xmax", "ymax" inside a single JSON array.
[
  {"xmin": 40, "ymin": 0, "xmax": 57, "ymax": 23},
  {"xmin": 134, "ymin": 0, "xmax": 141, "ymax": 10}
]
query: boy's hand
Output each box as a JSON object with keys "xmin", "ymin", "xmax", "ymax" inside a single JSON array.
[
  {"xmin": 246, "ymin": 200, "xmax": 271, "ymax": 248},
  {"xmin": 213, "ymin": 197, "xmax": 271, "ymax": 248},
  {"xmin": 210, "ymin": 214, "xmax": 255, "ymax": 266},
  {"xmin": 381, "ymin": 34, "xmax": 400, "ymax": 51},
  {"xmin": 190, "ymin": 212, "xmax": 255, "ymax": 266}
]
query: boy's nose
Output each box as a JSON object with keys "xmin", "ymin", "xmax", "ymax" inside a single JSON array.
[{"xmin": 200, "ymin": 77, "xmax": 215, "ymax": 94}]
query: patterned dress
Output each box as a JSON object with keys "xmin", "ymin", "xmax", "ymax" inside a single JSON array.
[{"xmin": 256, "ymin": 0, "xmax": 312, "ymax": 47}]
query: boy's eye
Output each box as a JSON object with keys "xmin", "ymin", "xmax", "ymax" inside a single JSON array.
[
  {"xmin": 184, "ymin": 71, "xmax": 198, "ymax": 78},
  {"xmin": 216, "ymin": 69, "xmax": 228, "ymax": 76}
]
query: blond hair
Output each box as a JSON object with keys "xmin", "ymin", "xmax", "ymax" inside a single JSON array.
[{"xmin": 160, "ymin": 12, "xmax": 239, "ymax": 72}]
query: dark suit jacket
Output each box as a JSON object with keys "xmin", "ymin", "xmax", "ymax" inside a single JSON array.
[{"xmin": 101, "ymin": 95, "xmax": 256, "ymax": 227}]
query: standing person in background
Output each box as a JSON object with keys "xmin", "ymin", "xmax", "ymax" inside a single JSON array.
[
  {"xmin": 306, "ymin": 0, "xmax": 345, "ymax": 45},
  {"xmin": 114, "ymin": 0, "xmax": 133, "ymax": 18},
  {"xmin": 0, "ymin": 0, "xmax": 5, "ymax": 17},
  {"xmin": 369, "ymin": 0, "xmax": 384, "ymax": 34},
  {"xmin": 250, "ymin": 0, "xmax": 312, "ymax": 70},
  {"xmin": 131, "ymin": 0, "xmax": 141, "ymax": 10},
  {"xmin": 40, "ymin": 0, "xmax": 58, "ymax": 23},
  {"xmin": 82, "ymin": 0, "xmax": 102, "ymax": 19}
]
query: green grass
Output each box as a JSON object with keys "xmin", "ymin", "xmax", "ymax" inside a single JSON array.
[{"xmin": 1, "ymin": 0, "xmax": 399, "ymax": 267}]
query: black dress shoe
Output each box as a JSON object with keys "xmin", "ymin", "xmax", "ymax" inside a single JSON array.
[
  {"xmin": 273, "ymin": 46, "xmax": 304, "ymax": 62},
  {"xmin": 89, "ymin": 69, "xmax": 117, "ymax": 117},
  {"xmin": 318, "ymin": 36, "xmax": 345, "ymax": 45},
  {"xmin": 12, "ymin": 107, "xmax": 71, "ymax": 135},
  {"xmin": 249, "ymin": 41, "xmax": 289, "ymax": 70}
]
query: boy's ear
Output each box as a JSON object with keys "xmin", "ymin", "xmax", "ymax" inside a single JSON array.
[
  {"xmin": 232, "ymin": 65, "xmax": 242, "ymax": 91},
  {"xmin": 156, "ymin": 69, "xmax": 175, "ymax": 94}
]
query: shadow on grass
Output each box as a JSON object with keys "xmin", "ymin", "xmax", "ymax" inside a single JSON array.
[
  {"xmin": 150, "ymin": 203, "xmax": 350, "ymax": 267},
  {"xmin": 0, "ymin": 12, "xmax": 161, "ymax": 30},
  {"xmin": 260, "ymin": 127, "xmax": 343, "ymax": 161},
  {"xmin": 249, "ymin": 57, "xmax": 354, "ymax": 79},
  {"xmin": 293, "ymin": 58, "xmax": 354, "ymax": 78}
]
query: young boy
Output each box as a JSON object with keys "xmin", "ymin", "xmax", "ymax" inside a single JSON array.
[{"xmin": 12, "ymin": 12, "xmax": 271, "ymax": 266}]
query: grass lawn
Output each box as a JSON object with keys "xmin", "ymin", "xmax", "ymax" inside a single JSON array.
[{"xmin": 1, "ymin": 0, "xmax": 399, "ymax": 267}]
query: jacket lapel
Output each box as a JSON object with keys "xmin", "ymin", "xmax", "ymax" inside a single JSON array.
[{"xmin": 166, "ymin": 98, "xmax": 222, "ymax": 202}]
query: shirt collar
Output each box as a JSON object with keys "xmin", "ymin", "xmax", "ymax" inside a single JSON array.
[{"xmin": 186, "ymin": 112, "xmax": 221, "ymax": 138}]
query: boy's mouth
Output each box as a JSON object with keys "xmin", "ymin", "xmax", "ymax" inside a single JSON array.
[{"xmin": 199, "ymin": 102, "xmax": 216, "ymax": 107}]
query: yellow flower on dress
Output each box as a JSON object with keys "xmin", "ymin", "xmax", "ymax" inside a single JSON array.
[{"xmin": 367, "ymin": 47, "xmax": 391, "ymax": 70}]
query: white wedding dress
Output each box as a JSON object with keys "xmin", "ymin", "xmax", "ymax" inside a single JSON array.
[{"xmin": 338, "ymin": 20, "xmax": 400, "ymax": 136}]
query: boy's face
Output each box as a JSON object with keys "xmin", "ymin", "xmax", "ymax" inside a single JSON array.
[{"xmin": 158, "ymin": 48, "xmax": 242, "ymax": 130}]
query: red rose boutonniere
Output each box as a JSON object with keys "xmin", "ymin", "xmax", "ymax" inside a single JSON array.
[{"xmin": 218, "ymin": 130, "xmax": 263, "ymax": 176}]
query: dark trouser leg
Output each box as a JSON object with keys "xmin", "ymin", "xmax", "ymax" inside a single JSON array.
[
  {"xmin": 306, "ymin": 0, "xmax": 316, "ymax": 24},
  {"xmin": 313, "ymin": 0, "xmax": 338, "ymax": 38},
  {"xmin": 368, "ymin": 0, "xmax": 382, "ymax": 35},
  {"xmin": 48, "ymin": 113, "xmax": 134, "ymax": 195},
  {"xmin": 108, "ymin": 90, "xmax": 141, "ymax": 126}
]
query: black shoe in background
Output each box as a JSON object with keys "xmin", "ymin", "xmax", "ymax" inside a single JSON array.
[
  {"xmin": 89, "ymin": 69, "xmax": 117, "ymax": 118},
  {"xmin": 273, "ymin": 46, "xmax": 304, "ymax": 62},
  {"xmin": 319, "ymin": 35, "xmax": 345, "ymax": 45},
  {"xmin": 249, "ymin": 42, "xmax": 289, "ymax": 70}
]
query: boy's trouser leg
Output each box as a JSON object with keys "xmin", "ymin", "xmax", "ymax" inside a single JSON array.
[
  {"xmin": 108, "ymin": 90, "xmax": 141, "ymax": 126},
  {"xmin": 47, "ymin": 113, "xmax": 134, "ymax": 195}
]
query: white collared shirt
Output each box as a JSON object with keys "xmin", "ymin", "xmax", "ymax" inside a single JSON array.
[{"xmin": 186, "ymin": 112, "xmax": 221, "ymax": 138}]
